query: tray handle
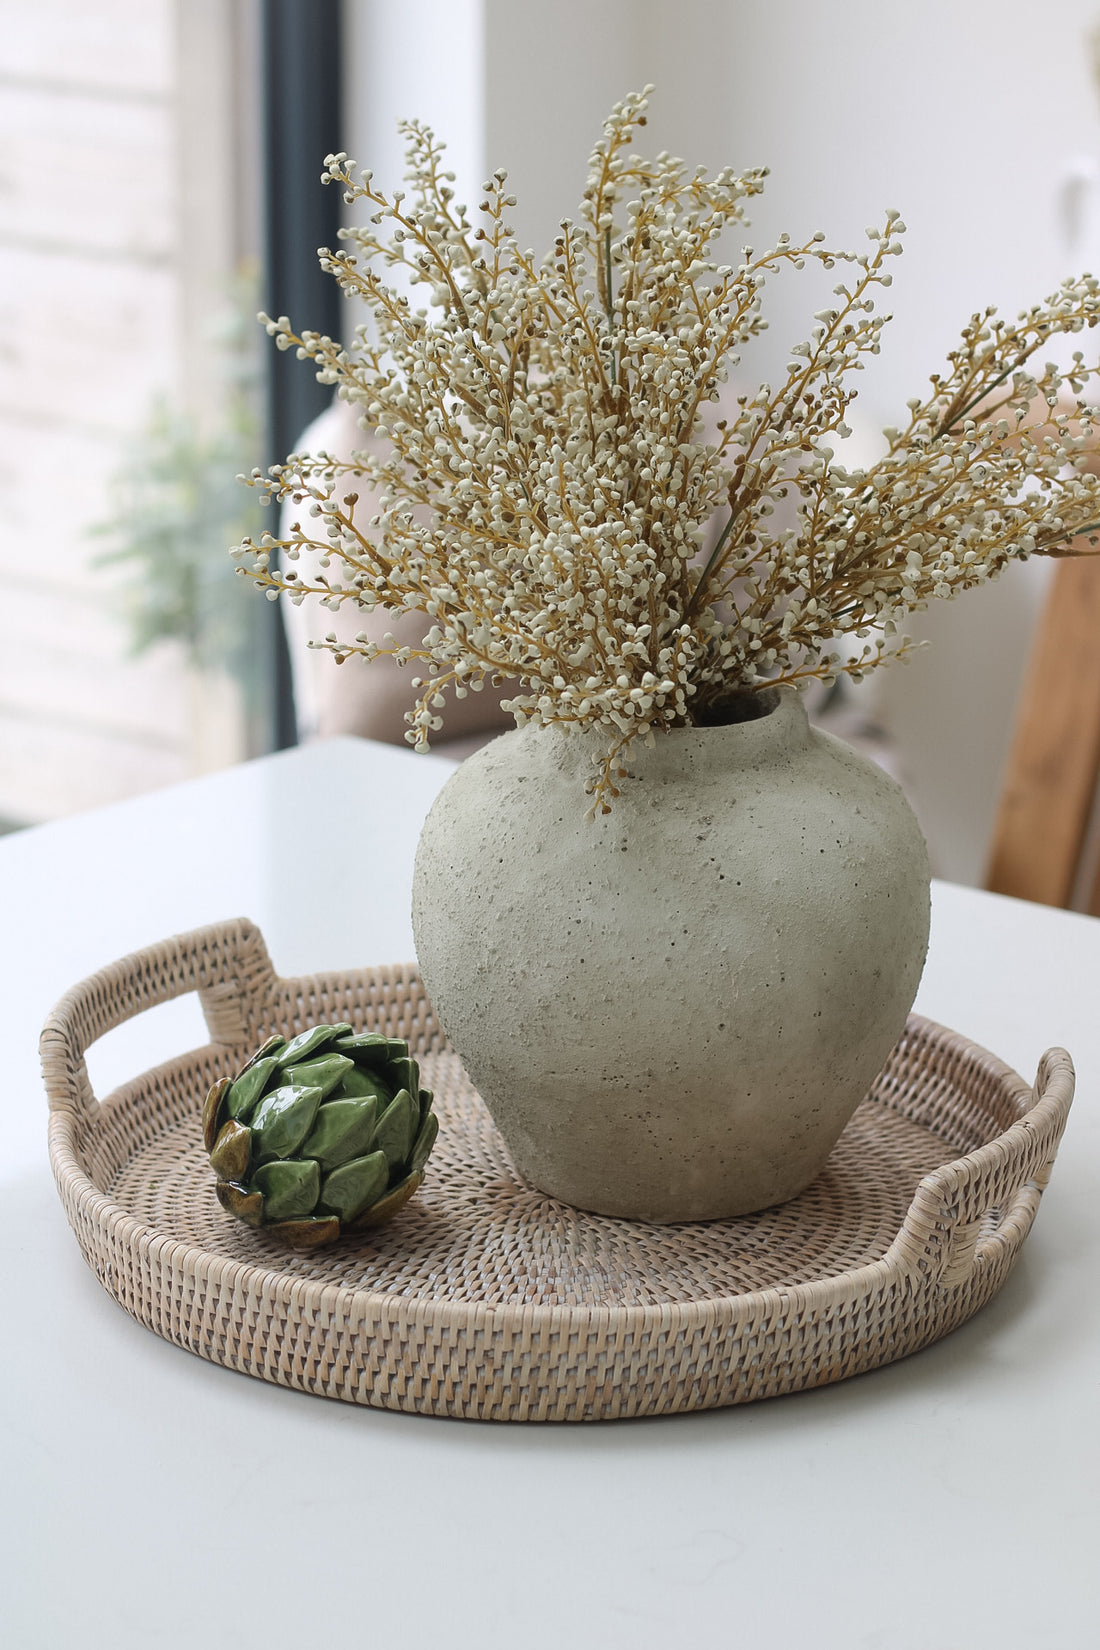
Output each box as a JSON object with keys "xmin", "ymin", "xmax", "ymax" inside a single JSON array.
[
  {"xmin": 888, "ymin": 1046, "xmax": 1075, "ymax": 1288},
  {"xmin": 40, "ymin": 918, "xmax": 278, "ymax": 1123}
]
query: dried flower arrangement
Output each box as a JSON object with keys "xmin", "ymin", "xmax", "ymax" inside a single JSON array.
[{"xmin": 236, "ymin": 87, "xmax": 1100, "ymax": 810}]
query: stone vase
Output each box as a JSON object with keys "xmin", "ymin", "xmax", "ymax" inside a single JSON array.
[{"xmin": 411, "ymin": 688, "xmax": 931, "ymax": 1222}]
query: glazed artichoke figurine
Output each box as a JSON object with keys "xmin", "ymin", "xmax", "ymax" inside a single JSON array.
[{"xmin": 202, "ymin": 1023, "xmax": 438, "ymax": 1250}]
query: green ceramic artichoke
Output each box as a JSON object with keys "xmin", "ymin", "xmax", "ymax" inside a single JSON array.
[{"xmin": 202, "ymin": 1023, "xmax": 438, "ymax": 1250}]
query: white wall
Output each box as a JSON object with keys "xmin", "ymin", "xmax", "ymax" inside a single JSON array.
[
  {"xmin": 342, "ymin": 0, "xmax": 1100, "ymax": 883},
  {"xmin": 343, "ymin": 0, "xmax": 485, "ymax": 216}
]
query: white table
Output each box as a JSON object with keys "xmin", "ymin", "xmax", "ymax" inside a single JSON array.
[{"xmin": 3, "ymin": 738, "xmax": 1097, "ymax": 1650}]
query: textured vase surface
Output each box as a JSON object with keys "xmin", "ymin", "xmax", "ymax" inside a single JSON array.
[{"xmin": 412, "ymin": 689, "xmax": 931, "ymax": 1222}]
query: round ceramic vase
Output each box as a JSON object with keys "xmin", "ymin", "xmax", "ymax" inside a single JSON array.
[{"xmin": 412, "ymin": 688, "xmax": 931, "ymax": 1223}]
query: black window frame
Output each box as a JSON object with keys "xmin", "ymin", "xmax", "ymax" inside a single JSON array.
[{"xmin": 260, "ymin": 0, "xmax": 344, "ymax": 749}]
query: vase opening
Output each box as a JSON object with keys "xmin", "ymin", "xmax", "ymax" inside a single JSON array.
[{"xmin": 691, "ymin": 686, "xmax": 781, "ymax": 728}]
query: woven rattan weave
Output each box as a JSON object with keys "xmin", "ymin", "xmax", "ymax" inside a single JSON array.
[{"xmin": 42, "ymin": 919, "xmax": 1074, "ymax": 1422}]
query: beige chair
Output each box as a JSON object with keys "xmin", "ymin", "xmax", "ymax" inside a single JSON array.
[{"xmin": 985, "ymin": 551, "xmax": 1100, "ymax": 914}]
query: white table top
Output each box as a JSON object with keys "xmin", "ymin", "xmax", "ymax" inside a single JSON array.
[{"xmin": 3, "ymin": 737, "xmax": 1097, "ymax": 1650}]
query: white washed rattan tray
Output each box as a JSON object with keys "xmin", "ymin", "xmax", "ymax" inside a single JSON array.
[{"xmin": 42, "ymin": 918, "xmax": 1074, "ymax": 1423}]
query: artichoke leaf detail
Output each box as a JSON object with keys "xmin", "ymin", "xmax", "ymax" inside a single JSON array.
[
  {"xmin": 373, "ymin": 1088, "xmax": 419, "ymax": 1170},
  {"xmin": 223, "ymin": 1055, "xmax": 282, "ymax": 1123},
  {"xmin": 209, "ymin": 1117, "xmax": 250, "ymax": 1182},
  {"xmin": 282, "ymin": 1053, "xmax": 355, "ymax": 1098},
  {"xmin": 203, "ymin": 1023, "xmax": 437, "ymax": 1249},
  {"xmin": 274, "ymin": 1023, "xmax": 353, "ymax": 1068}
]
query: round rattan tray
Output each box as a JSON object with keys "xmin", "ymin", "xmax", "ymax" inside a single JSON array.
[{"xmin": 42, "ymin": 919, "xmax": 1074, "ymax": 1422}]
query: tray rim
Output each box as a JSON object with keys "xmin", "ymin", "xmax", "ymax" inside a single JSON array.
[{"xmin": 40, "ymin": 919, "xmax": 1076, "ymax": 1420}]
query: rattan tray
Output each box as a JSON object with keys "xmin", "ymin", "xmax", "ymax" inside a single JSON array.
[{"xmin": 42, "ymin": 918, "xmax": 1074, "ymax": 1422}]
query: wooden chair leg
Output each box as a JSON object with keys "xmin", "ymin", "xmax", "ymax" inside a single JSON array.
[
  {"xmin": 985, "ymin": 553, "xmax": 1100, "ymax": 909},
  {"xmin": 1089, "ymin": 815, "xmax": 1100, "ymax": 918}
]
